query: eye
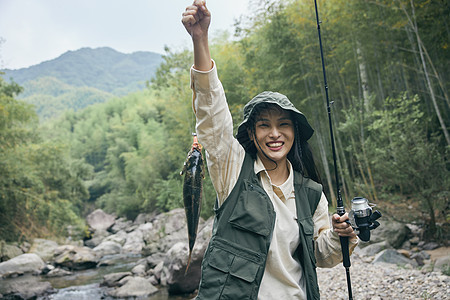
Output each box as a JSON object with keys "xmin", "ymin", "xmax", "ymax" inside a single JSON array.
[
  {"xmin": 256, "ymin": 122, "xmax": 269, "ymax": 128},
  {"xmin": 280, "ymin": 121, "xmax": 292, "ymax": 127}
]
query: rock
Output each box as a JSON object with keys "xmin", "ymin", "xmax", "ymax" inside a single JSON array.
[
  {"xmin": 53, "ymin": 245, "xmax": 99, "ymax": 270},
  {"xmin": 142, "ymin": 243, "xmax": 160, "ymax": 256},
  {"xmin": 41, "ymin": 264, "xmax": 55, "ymax": 275},
  {"xmin": 356, "ymin": 241, "xmax": 391, "ymax": 257},
  {"xmin": 97, "ymin": 260, "xmax": 113, "ymax": 267},
  {"xmin": 400, "ymin": 240, "xmax": 411, "ymax": 250},
  {"xmin": 318, "ymin": 253, "xmax": 450, "ymax": 299},
  {"xmin": 369, "ymin": 218, "xmax": 411, "ymax": 248},
  {"xmin": 84, "ymin": 229, "xmax": 111, "ymax": 248},
  {"xmin": 122, "ymin": 229, "xmax": 145, "ymax": 253},
  {"xmin": 101, "ymin": 271, "xmax": 132, "ymax": 287},
  {"xmin": 420, "ymin": 250, "xmax": 431, "ymax": 260},
  {"xmin": 163, "ymin": 217, "xmax": 213, "ymax": 295},
  {"xmin": 134, "ymin": 212, "xmax": 156, "ymax": 225},
  {"xmin": 434, "ymin": 256, "xmax": 450, "ymax": 272},
  {"xmin": 86, "ymin": 209, "xmax": 116, "ymax": 232},
  {"xmin": 104, "ymin": 230, "xmax": 127, "ymax": 245},
  {"xmin": 422, "ymin": 261, "xmax": 434, "ymax": 272},
  {"xmin": 149, "ymin": 275, "xmax": 159, "ymax": 285},
  {"xmin": 397, "ymin": 249, "xmax": 410, "ymax": 258},
  {"xmin": 0, "ymin": 253, "xmax": 45, "ymax": 278},
  {"xmin": 142, "ymin": 209, "xmax": 187, "ymax": 248},
  {"xmin": 422, "ymin": 242, "xmax": 439, "ymax": 250},
  {"xmin": 46, "ymin": 267, "xmax": 73, "ymax": 277},
  {"xmin": 409, "ymin": 236, "xmax": 420, "ymax": 245},
  {"xmin": 93, "ymin": 240, "xmax": 122, "ymax": 257},
  {"xmin": 373, "ymin": 249, "xmax": 418, "ymax": 267},
  {"xmin": 131, "ymin": 263, "xmax": 146, "ymax": 276},
  {"xmin": 29, "ymin": 238, "xmax": 59, "ymax": 262},
  {"xmin": 0, "ymin": 241, "xmax": 23, "ymax": 262},
  {"xmin": 107, "ymin": 276, "xmax": 158, "ymax": 298},
  {"xmin": 0, "ymin": 275, "xmax": 54, "ymax": 299},
  {"xmin": 410, "ymin": 251, "xmax": 430, "ymax": 266},
  {"xmin": 146, "ymin": 253, "xmax": 166, "ymax": 269},
  {"xmin": 20, "ymin": 241, "xmax": 31, "ymax": 253},
  {"xmin": 150, "ymin": 261, "xmax": 165, "ymax": 283},
  {"xmin": 164, "ymin": 242, "xmax": 203, "ymax": 294},
  {"xmin": 155, "ymin": 214, "xmax": 213, "ymax": 293},
  {"xmin": 110, "ymin": 217, "xmax": 133, "ymax": 234}
]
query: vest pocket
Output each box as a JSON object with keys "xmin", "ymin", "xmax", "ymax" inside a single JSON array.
[
  {"xmin": 199, "ymin": 239, "xmax": 261, "ymax": 299},
  {"xmin": 228, "ymin": 180, "xmax": 272, "ymax": 237},
  {"xmin": 298, "ymin": 217, "xmax": 317, "ymax": 266}
]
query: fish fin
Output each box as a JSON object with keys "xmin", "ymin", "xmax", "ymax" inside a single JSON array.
[{"xmin": 185, "ymin": 251, "xmax": 193, "ymax": 275}]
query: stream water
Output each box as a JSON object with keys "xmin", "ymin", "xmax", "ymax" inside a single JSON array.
[{"xmin": 1, "ymin": 253, "xmax": 194, "ymax": 299}]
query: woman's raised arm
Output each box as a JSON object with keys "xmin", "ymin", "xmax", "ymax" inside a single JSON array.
[{"xmin": 182, "ymin": 0, "xmax": 212, "ymax": 71}]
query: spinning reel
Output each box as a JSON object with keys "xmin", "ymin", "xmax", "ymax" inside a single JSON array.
[{"xmin": 348, "ymin": 197, "xmax": 382, "ymax": 242}]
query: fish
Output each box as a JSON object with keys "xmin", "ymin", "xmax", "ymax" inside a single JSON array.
[{"xmin": 180, "ymin": 133, "xmax": 204, "ymax": 273}]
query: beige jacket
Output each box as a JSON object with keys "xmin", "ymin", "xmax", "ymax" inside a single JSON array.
[{"xmin": 191, "ymin": 61, "xmax": 357, "ymax": 299}]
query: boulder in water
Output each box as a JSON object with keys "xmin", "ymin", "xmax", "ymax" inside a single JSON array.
[
  {"xmin": 0, "ymin": 275, "xmax": 54, "ymax": 299},
  {"xmin": 29, "ymin": 238, "xmax": 59, "ymax": 262},
  {"xmin": 107, "ymin": 276, "xmax": 158, "ymax": 298},
  {"xmin": 53, "ymin": 245, "xmax": 99, "ymax": 270},
  {"xmin": 101, "ymin": 271, "xmax": 132, "ymax": 287},
  {"xmin": 0, "ymin": 253, "xmax": 45, "ymax": 278},
  {"xmin": 93, "ymin": 240, "xmax": 122, "ymax": 257}
]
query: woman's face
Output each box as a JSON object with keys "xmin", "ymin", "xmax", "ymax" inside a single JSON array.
[{"xmin": 249, "ymin": 107, "xmax": 295, "ymax": 168}]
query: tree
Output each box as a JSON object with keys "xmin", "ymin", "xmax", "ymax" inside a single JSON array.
[{"xmin": 0, "ymin": 76, "xmax": 87, "ymax": 241}]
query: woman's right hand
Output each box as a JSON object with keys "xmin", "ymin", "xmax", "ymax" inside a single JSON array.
[
  {"xmin": 182, "ymin": 0, "xmax": 212, "ymax": 71},
  {"xmin": 182, "ymin": 0, "xmax": 211, "ymax": 40}
]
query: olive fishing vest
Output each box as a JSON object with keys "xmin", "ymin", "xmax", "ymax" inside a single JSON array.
[{"xmin": 196, "ymin": 153, "xmax": 322, "ymax": 300}]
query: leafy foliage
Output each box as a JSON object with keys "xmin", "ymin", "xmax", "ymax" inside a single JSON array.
[
  {"xmin": 0, "ymin": 77, "xmax": 87, "ymax": 241},
  {"xmin": 1, "ymin": 0, "xmax": 448, "ymax": 243}
]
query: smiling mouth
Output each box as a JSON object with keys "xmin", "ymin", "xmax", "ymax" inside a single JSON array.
[{"xmin": 267, "ymin": 142, "xmax": 284, "ymax": 148}]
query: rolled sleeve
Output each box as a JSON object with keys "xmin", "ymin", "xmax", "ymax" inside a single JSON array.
[
  {"xmin": 190, "ymin": 61, "xmax": 245, "ymax": 205},
  {"xmin": 313, "ymin": 193, "xmax": 359, "ymax": 268}
]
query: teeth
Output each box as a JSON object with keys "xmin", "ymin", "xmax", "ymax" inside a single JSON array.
[{"xmin": 268, "ymin": 142, "xmax": 283, "ymax": 147}]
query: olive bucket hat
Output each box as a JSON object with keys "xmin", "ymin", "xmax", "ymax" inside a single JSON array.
[{"xmin": 236, "ymin": 91, "xmax": 314, "ymax": 151}]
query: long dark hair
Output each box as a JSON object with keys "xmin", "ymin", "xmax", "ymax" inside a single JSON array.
[{"xmin": 244, "ymin": 104, "xmax": 322, "ymax": 184}]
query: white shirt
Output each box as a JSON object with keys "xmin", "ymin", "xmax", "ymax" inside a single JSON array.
[{"xmin": 191, "ymin": 61, "xmax": 357, "ymax": 299}]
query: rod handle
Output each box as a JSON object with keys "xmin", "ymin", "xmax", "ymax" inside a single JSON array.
[{"xmin": 340, "ymin": 236, "xmax": 351, "ymax": 268}]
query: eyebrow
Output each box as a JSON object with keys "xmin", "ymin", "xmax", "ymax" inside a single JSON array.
[{"xmin": 256, "ymin": 117, "xmax": 292, "ymax": 122}]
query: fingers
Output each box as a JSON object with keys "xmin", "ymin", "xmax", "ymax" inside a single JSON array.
[
  {"xmin": 332, "ymin": 213, "xmax": 357, "ymax": 238},
  {"xmin": 182, "ymin": 7, "xmax": 199, "ymax": 27},
  {"xmin": 182, "ymin": 1, "xmax": 210, "ymax": 24},
  {"xmin": 193, "ymin": 0, "xmax": 209, "ymax": 15}
]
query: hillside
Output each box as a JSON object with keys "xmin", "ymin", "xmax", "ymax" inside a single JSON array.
[{"xmin": 1, "ymin": 47, "xmax": 163, "ymax": 119}]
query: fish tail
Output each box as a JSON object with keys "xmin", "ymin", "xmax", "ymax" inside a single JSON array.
[{"xmin": 185, "ymin": 250, "xmax": 193, "ymax": 275}]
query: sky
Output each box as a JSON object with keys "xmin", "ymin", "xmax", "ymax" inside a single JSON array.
[{"xmin": 0, "ymin": 0, "xmax": 251, "ymax": 70}]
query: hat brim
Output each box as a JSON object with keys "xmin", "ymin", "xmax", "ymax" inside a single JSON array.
[{"xmin": 236, "ymin": 100, "xmax": 314, "ymax": 151}]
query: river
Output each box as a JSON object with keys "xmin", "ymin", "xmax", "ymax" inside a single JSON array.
[{"xmin": 1, "ymin": 253, "xmax": 195, "ymax": 300}]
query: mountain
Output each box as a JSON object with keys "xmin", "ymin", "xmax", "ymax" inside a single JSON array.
[{"xmin": 1, "ymin": 47, "xmax": 163, "ymax": 119}]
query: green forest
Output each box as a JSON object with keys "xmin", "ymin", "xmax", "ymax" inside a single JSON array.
[{"xmin": 1, "ymin": 0, "xmax": 448, "ymax": 243}]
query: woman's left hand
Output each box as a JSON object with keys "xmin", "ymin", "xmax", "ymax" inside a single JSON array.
[{"xmin": 332, "ymin": 213, "xmax": 357, "ymax": 239}]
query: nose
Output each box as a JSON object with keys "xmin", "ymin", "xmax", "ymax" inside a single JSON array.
[{"xmin": 269, "ymin": 126, "xmax": 281, "ymax": 138}]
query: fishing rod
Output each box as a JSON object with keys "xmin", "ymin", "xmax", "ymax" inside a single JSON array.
[
  {"xmin": 312, "ymin": 1, "xmax": 381, "ymax": 299},
  {"xmin": 312, "ymin": 0, "xmax": 352, "ymax": 298}
]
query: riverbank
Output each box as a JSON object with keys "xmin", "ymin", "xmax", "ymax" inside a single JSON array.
[
  {"xmin": 317, "ymin": 249, "xmax": 449, "ymax": 299},
  {"xmin": 1, "ymin": 208, "xmax": 448, "ymax": 299}
]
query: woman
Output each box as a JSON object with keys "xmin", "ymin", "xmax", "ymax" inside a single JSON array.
[{"xmin": 182, "ymin": 1, "xmax": 358, "ymax": 299}]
